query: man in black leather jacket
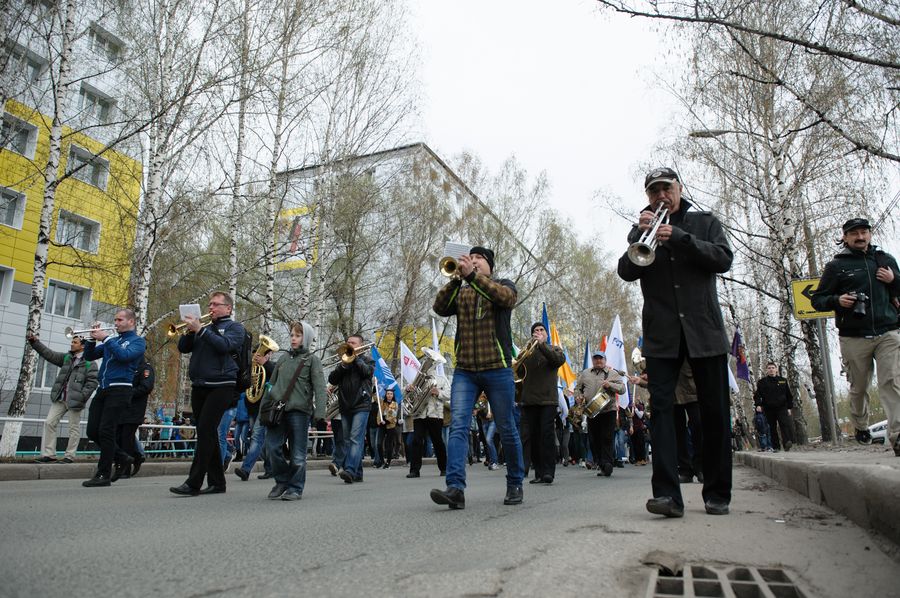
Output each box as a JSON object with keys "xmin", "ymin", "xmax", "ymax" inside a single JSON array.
[{"xmin": 328, "ymin": 334, "xmax": 375, "ymax": 483}]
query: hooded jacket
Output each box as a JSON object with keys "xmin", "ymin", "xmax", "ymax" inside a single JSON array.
[
  {"xmin": 30, "ymin": 339, "xmax": 98, "ymax": 410},
  {"xmin": 811, "ymin": 244, "xmax": 900, "ymax": 337},
  {"xmin": 178, "ymin": 316, "xmax": 246, "ymax": 387},
  {"xmin": 262, "ymin": 321, "xmax": 326, "ymax": 420}
]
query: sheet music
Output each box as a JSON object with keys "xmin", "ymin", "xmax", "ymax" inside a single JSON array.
[
  {"xmin": 443, "ymin": 241, "xmax": 470, "ymax": 260},
  {"xmin": 179, "ymin": 303, "xmax": 202, "ymax": 320}
]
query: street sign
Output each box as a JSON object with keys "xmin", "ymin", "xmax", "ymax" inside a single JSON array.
[{"xmin": 791, "ymin": 278, "xmax": 834, "ymax": 320}]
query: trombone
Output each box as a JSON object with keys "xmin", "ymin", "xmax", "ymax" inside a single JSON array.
[
  {"xmin": 322, "ymin": 342, "xmax": 374, "ymax": 367},
  {"xmin": 65, "ymin": 326, "xmax": 116, "ymax": 339},
  {"xmin": 166, "ymin": 312, "xmax": 213, "ymax": 337}
]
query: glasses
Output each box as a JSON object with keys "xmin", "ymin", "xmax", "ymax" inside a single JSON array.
[{"xmin": 208, "ymin": 302, "xmax": 227, "ymax": 307}]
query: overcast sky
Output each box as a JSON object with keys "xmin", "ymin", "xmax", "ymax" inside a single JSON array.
[{"xmin": 408, "ymin": 0, "xmax": 675, "ymax": 251}]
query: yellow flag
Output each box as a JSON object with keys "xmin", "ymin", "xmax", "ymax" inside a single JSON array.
[{"xmin": 550, "ymin": 323, "xmax": 577, "ymax": 387}]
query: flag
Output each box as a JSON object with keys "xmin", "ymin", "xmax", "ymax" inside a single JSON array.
[
  {"xmin": 550, "ymin": 322, "xmax": 578, "ymax": 387},
  {"xmin": 541, "ymin": 303, "xmax": 550, "ymax": 344},
  {"xmin": 582, "ymin": 340, "xmax": 590, "ymax": 371},
  {"xmin": 730, "ymin": 328, "xmax": 751, "ymax": 382},
  {"xmin": 370, "ymin": 345, "xmax": 403, "ymax": 403},
  {"xmin": 606, "ymin": 315, "xmax": 631, "ymax": 409},
  {"xmin": 399, "ymin": 341, "xmax": 421, "ymax": 387},
  {"xmin": 599, "ymin": 335, "xmax": 607, "ymax": 353},
  {"xmin": 727, "ymin": 365, "xmax": 739, "ymax": 394},
  {"xmin": 431, "ymin": 317, "xmax": 445, "ymax": 377}
]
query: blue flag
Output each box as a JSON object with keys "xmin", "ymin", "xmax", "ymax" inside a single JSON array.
[
  {"xmin": 541, "ymin": 303, "xmax": 551, "ymax": 344},
  {"xmin": 370, "ymin": 345, "xmax": 403, "ymax": 403},
  {"xmin": 582, "ymin": 340, "xmax": 590, "ymax": 371}
]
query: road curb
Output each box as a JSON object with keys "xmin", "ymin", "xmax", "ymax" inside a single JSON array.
[{"xmin": 735, "ymin": 451, "xmax": 900, "ymax": 547}]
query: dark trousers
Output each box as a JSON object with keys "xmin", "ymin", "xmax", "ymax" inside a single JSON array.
[
  {"xmin": 675, "ymin": 401, "xmax": 703, "ymax": 476},
  {"xmin": 86, "ymin": 387, "xmax": 131, "ymax": 477},
  {"xmin": 646, "ymin": 349, "xmax": 732, "ymax": 508},
  {"xmin": 587, "ymin": 410, "xmax": 617, "ymax": 470},
  {"xmin": 631, "ymin": 427, "xmax": 647, "ymax": 462},
  {"xmin": 521, "ymin": 405, "xmax": 558, "ymax": 480},
  {"xmin": 186, "ymin": 386, "xmax": 233, "ymax": 490},
  {"xmin": 410, "ymin": 417, "xmax": 446, "ymax": 473},
  {"xmin": 117, "ymin": 423, "xmax": 141, "ymax": 461},
  {"xmin": 763, "ymin": 407, "xmax": 794, "ymax": 450}
]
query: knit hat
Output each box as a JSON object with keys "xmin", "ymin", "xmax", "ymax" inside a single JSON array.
[
  {"xmin": 530, "ymin": 322, "xmax": 546, "ymax": 334},
  {"xmin": 469, "ymin": 246, "xmax": 495, "ymax": 272}
]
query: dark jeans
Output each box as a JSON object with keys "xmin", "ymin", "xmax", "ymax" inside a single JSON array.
[
  {"xmin": 764, "ymin": 407, "xmax": 794, "ymax": 450},
  {"xmin": 646, "ymin": 349, "xmax": 732, "ymax": 508},
  {"xmin": 409, "ymin": 417, "xmax": 447, "ymax": 474},
  {"xmin": 86, "ymin": 387, "xmax": 131, "ymax": 477},
  {"xmin": 631, "ymin": 427, "xmax": 647, "ymax": 462},
  {"xmin": 675, "ymin": 401, "xmax": 703, "ymax": 476},
  {"xmin": 521, "ymin": 404, "xmax": 558, "ymax": 480},
  {"xmin": 587, "ymin": 410, "xmax": 616, "ymax": 470},
  {"xmin": 186, "ymin": 386, "xmax": 234, "ymax": 490},
  {"xmin": 331, "ymin": 419, "xmax": 345, "ymax": 469},
  {"xmin": 383, "ymin": 427, "xmax": 401, "ymax": 463},
  {"xmin": 117, "ymin": 423, "xmax": 141, "ymax": 461},
  {"xmin": 266, "ymin": 410, "xmax": 310, "ymax": 493}
]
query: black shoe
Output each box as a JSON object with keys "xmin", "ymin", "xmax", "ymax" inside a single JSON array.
[
  {"xmin": 440, "ymin": 470, "xmax": 446, "ymax": 476},
  {"xmin": 339, "ymin": 470, "xmax": 354, "ymax": 484},
  {"xmin": 130, "ymin": 456, "xmax": 144, "ymax": 477},
  {"xmin": 59, "ymin": 457, "xmax": 75, "ymax": 464},
  {"xmin": 784, "ymin": 440, "xmax": 793, "ymax": 452},
  {"xmin": 169, "ymin": 483, "xmax": 200, "ymax": 496},
  {"xmin": 430, "ymin": 487, "xmax": 465, "ymax": 510},
  {"xmin": 352, "ymin": 477, "xmax": 364, "ymax": 483},
  {"xmin": 529, "ymin": 477, "xmax": 544, "ymax": 484},
  {"xmin": 503, "ymin": 485, "xmax": 523, "ymax": 505},
  {"xmin": 646, "ymin": 496, "xmax": 684, "ymax": 518},
  {"xmin": 111, "ymin": 463, "xmax": 131, "ymax": 483},
  {"xmin": 598, "ymin": 463, "xmax": 613, "ymax": 477},
  {"xmin": 267, "ymin": 484, "xmax": 288, "ymax": 500},
  {"xmin": 235, "ymin": 468, "xmax": 250, "ymax": 481},
  {"xmin": 855, "ymin": 429, "xmax": 873, "ymax": 445},
  {"xmin": 406, "ymin": 471, "xmax": 420, "ymax": 478},
  {"xmin": 258, "ymin": 472, "xmax": 273, "ymax": 479},
  {"xmin": 678, "ymin": 473, "xmax": 693, "ymax": 484},
  {"xmin": 281, "ymin": 489, "xmax": 302, "ymax": 501},
  {"xmin": 199, "ymin": 485, "xmax": 226, "ymax": 495},
  {"xmin": 34, "ymin": 456, "xmax": 57, "ymax": 463},
  {"xmin": 82, "ymin": 474, "xmax": 110, "ymax": 487},
  {"xmin": 615, "ymin": 461, "xmax": 625, "ymax": 468},
  {"xmin": 695, "ymin": 471, "xmax": 705, "ymax": 484},
  {"xmin": 541, "ymin": 475, "xmax": 553, "ymax": 484},
  {"xmin": 328, "ymin": 463, "xmax": 339, "ymax": 476},
  {"xmin": 704, "ymin": 500, "xmax": 730, "ymax": 515}
]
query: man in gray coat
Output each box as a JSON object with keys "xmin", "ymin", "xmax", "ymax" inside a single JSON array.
[
  {"xmin": 617, "ymin": 167, "xmax": 734, "ymax": 518},
  {"xmin": 28, "ymin": 333, "xmax": 99, "ymax": 463}
]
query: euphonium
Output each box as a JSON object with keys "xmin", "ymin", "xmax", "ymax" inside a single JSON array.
[
  {"xmin": 405, "ymin": 347, "xmax": 447, "ymax": 419},
  {"xmin": 246, "ymin": 334, "xmax": 279, "ymax": 404},
  {"xmin": 626, "ymin": 203, "xmax": 669, "ymax": 266},
  {"xmin": 324, "ymin": 387, "xmax": 340, "ymax": 420},
  {"xmin": 166, "ymin": 312, "xmax": 213, "ymax": 337}
]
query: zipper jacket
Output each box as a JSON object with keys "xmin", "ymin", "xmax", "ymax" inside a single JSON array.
[
  {"xmin": 83, "ymin": 330, "xmax": 146, "ymax": 390},
  {"xmin": 178, "ymin": 317, "xmax": 246, "ymax": 387}
]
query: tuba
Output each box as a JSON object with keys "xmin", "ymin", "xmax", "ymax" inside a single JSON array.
[
  {"xmin": 405, "ymin": 347, "xmax": 447, "ymax": 419},
  {"xmin": 246, "ymin": 335, "xmax": 279, "ymax": 404}
]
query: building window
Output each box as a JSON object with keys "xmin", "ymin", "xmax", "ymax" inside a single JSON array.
[
  {"xmin": 2, "ymin": 113, "xmax": 37, "ymax": 157},
  {"xmin": 77, "ymin": 85, "xmax": 114, "ymax": 124},
  {"xmin": 1, "ymin": 186, "xmax": 26, "ymax": 229},
  {"xmin": 56, "ymin": 209, "xmax": 100, "ymax": 252},
  {"xmin": 45, "ymin": 280, "xmax": 87, "ymax": 319},
  {"xmin": 88, "ymin": 25, "xmax": 122, "ymax": 62},
  {"xmin": 5, "ymin": 44, "xmax": 46, "ymax": 82},
  {"xmin": 67, "ymin": 146, "xmax": 108, "ymax": 189},
  {"xmin": 34, "ymin": 359, "xmax": 59, "ymax": 390},
  {"xmin": 0, "ymin": 265, "xmax": 13, "ymax": 304}
]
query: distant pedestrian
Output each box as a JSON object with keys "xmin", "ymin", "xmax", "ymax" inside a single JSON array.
[{"xmin": 753, "ymin": 362, "xmax": 794, "ymax": 452}]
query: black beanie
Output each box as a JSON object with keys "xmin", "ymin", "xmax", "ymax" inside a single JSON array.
[
  {"xmin": 469, "ymin": 246, "xmax": 495, "ymax": 272},
  {"xmin": 530, "ymin": 322, "xmax": 546, "ymax": 335}
]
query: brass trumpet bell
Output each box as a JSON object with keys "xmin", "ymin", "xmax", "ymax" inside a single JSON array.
[
  {"xmin": 166, "ymin": 312, "xmax": 213, "ymax": 337},
  {"xmin": 439, "ymin": 256, "xmax": 459, "ymax": 278}
]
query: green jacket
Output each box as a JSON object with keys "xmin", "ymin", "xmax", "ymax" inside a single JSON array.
[
  {"xmin": 30, "ymin": 340, "xmax": 98, "ymax": 410},
  {"xmin": 263, "ymin": 347, "xmax": 327, "ymax": 420}
]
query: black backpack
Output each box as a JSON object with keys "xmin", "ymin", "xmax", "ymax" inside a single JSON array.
[{"xmin": 232, "ymin": 327, "xmax": 253, "ymax": 392}]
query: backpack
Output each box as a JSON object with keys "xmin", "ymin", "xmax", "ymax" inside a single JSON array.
[{"xmin": 232, "ymin": 326, "xmax": 253, "ymax": 392}]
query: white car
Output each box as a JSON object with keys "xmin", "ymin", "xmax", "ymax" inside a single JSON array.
[{"xmin": 868, "ymin": 420, "xmax": 888, "ymax": 444}]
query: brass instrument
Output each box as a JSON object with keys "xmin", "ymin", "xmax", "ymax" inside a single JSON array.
[
  {"xmin": 512, "ymin": 338, "xmax": 540, "ymax": 384},
  {"xmin": 567, "ymin": 403, "xmax": 585, "ymax": 431},
  {"xmin": 324, "ymin": 387, "xmax": 340, "ymax": 420},
  {"xmin": 245, "ymin": 334, "xmax": 279, "ymax": 404},
  {"xmin": 64, "ymin": 325, "xmax": 115, "ymax": 339},
  {"xmin": 631, "ymin": 347, "xmax": 646, "ymax": 372},
  {"xmin": 166, "ymin": 312, "xmax": 213, "ymax": 337},
  {"xmin": 321, "ymin": 341, "xmax": 374, "ymax": 367},
  {"xmin": 627, "ymin": 203, "xmax": 670, "ymax": 266},
  {"xmin": 439, "ymin": 256, "xmax": 459, "ymax": 278},
  {"xmin": 405, "ymin": 347, "xmax": 446, "ymax": 419}
]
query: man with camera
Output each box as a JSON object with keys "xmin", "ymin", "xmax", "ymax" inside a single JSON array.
[{"xmin": 812, "ymin": 218, "xmax": 900, "ymax": 455}]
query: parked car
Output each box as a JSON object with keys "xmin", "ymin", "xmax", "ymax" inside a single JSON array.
[{"xmin": 868, "ymin": 420, "xmax": 888, "ymax": 444}]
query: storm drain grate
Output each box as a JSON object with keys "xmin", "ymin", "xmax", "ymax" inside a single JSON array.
[{"xmin": 645, "ymin": 563, "xmax": 810, "ymax": 598}]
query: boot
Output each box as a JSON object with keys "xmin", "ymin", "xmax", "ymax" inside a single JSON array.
[
  {"xmin": 430, "ymin": 487, "xmax": 465, "ymax": 510},
  {"xmin": 503, "ymin": 485, "xmax": 523, "ymax": 505}
]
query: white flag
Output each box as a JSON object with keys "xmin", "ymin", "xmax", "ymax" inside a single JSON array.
[
  {"xmin": 607, "ymin": 315, "xmax": 632, "ymax": 409},
  {"xmin": 727, "ymin": 365, "xmax": 739, "ymax": 394},
  {"xmin": 431, "ymin": 318, "xmax": 445, "ymax": 377},
  {"xmin": 399, "ymin": 341, "xmax": 421, "ymax": 386}
]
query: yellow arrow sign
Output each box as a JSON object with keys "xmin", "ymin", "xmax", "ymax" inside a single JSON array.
[{"xmin": 791, "ymin": 278, "xmax": 835, "ymax": 320}]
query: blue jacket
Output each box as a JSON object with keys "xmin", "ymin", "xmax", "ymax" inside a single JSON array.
[
  {"xmin": 177, "ymin": 317, "xmax": 246, "ymax": 387},
  {"xmin": 83, "ymin": 330, "xmax": 146, "ymax": 390}
]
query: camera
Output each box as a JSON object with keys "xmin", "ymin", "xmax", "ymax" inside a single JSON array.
[{"xmin": 852, "ymin": 292, "xmax": 868, "ymax": 319}]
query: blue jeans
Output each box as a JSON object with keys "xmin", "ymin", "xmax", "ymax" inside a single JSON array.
[
  {"xmin": 615, "ymin": 428, "xmax": 628, "ymax": 462},
  {"xmin": 265, "ymin": 411, "xmax": 310, "ymax": 493},
  {"xmin": 218, "ymin": 407, "xmax": 237, "ymax": 463},
  {"xmin": 484, "ymin": 420, "xmax": 498, "ymax": 464},
  {"xmin": 233, "ymin": 420, "xmax": 251, "ymax": 455},
  {"xmin": 240, "ymin": 416, "xmax": 269, "ymax": 474},
  {"xmin": 331, "ymin": 419, "xmax": 345, "ymax": 469},
  {"xmin": 342, "ymin": 410, "xmax": 369, "ymax": 479},
  {"xmin": 447, "ymin": 368, "xmax": 524, "ymax": 490},
  {"xmin": 368, "ymin": 427, "xmax": 384, "ymax": 466}
]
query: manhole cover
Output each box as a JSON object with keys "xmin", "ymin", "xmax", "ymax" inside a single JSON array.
[{"xmin": 646, "ymin": 563, "xmax": 810, "ymax": 598}]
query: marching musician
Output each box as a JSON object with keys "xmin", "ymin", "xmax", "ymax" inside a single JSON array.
[
  {"xmin": 517, "ymin": 323, "xmax": 566, "ymax": 485},
  {"xmin": 617, "ymin": 167, "xmax": 734, "ymax": 518},
  {"xmin": 574, "ymin": 351, "xmax": 625, "ymax": 478},
  {"xmin": 234, "ymin": 351, "xmax": 276, "ymax": 482},
  {"xmin": 170, "ymin": 292, "xmax": 247, "ymax": 496},
  {"xmin": 430, "ymin": 246, "xmax": 525, "ymax": 510},
  {"xmin": 326, "ymin": 385, "xmax": 346, "ymax": 478},
  {"xmin": 81, "ymin": 308, "xmax": 146, "ymax": 487},
  {"xmin": 406, "ymin": 372, "xmax": 449, "ymax": 478},
  {"xmin": 327, "ymin": 334, "xmax": 375, "ymax": 484}
]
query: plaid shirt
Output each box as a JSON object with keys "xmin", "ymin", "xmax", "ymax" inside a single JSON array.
[{"xmin": 434, "ymin": 272, "xmax": 517, "ymax": 371}]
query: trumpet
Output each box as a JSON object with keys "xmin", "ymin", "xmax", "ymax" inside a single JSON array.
[
  {"xmin": 322, "ymin": 341, "xmax": 374, "ymax": 367},
  {"xmin": 166, "ymin": 312, "xmax": 213, "ymax": 337},
  {"xmin": 627, "ymin": 203, "xmax": 669, "ymax": 266},
  {"xmin": 439, "ymin": 256, "xmax": 459, "ymax": 278},
  {"xmin": 65, "ymin": 325, "xmax": 116, "ymax": 339},
  {"xmin": 512, "ymin": 338, "xmax": 540, "ymax": 384}
]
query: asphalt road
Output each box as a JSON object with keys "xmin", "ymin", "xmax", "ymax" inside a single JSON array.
[{"xmin": 2, "ymin": 461, "xmax": 898, "ymax": 597}]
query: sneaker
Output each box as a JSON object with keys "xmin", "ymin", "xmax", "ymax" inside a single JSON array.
[
  {"xmin": 34, "ymin": 456, "xmax": 57, "ymax": 463},
  {"xmin": 234, "ymin": 468, "xmax": 250, "ymax": 481},
  {"xmin": 328, "ymin": 463, "xmax": 339, "ymax": 476},
  {"xmin": 223, "ymin": 455, "xmax": 233, "ymax": 473},
  {"xmin": 854, "ymin": 429, "xmax": 873, "ymax": 445},
  {"xmin": 488, "ymin": 463, "xmax": 499, "ymax": 471},
  {"xmin": 267, "ymin": 484, "xmax": 288, "ymax": 500},
  {"xmin": 281, "ymin": 490, "xmax": 302, "ymax": 501}
]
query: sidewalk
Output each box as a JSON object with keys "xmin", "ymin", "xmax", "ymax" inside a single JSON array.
[{"xmin": 735, "ymin": 443, "xmax": 900, "ymax": 547}]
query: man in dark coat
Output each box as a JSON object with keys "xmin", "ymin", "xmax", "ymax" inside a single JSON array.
[
  {"xmin": 753, "ymin": 362, "xmax": 794, "ymax": 452},
  {"xmin": 617, "ymin": 167, "xmax": 734, "ymax": 518}
]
